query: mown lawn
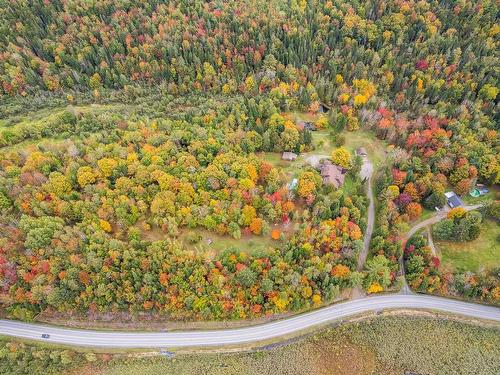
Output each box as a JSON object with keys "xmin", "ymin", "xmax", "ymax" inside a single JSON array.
[
  {"xmin": 310, "ymin": 130, "xmax": 336, "ymax": 155},
  {"xmin": 184, "ymin": 228, "xmax": 282, "ymax": 255},
  {"xmin": 420, "ymin": 207, "xmax": 437, "ymax": 221},
  {"xmin": 90, "ymin": 316, "xmax": 500, "ymax": 375},
  {"xmin": 257, "ymin": 151, "xmax": 284, "ymax": 167},
  {"xmin": 342, "ymin": 129, "xmax": 388, "ymax": 167},
  {"xmin": 436, "ymin": 218, "xmax": 500, "ymax": 273}
]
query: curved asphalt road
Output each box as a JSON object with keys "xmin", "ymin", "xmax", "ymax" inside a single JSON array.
[{"xmin": 1, "ymin": 294, "xmax": 498, "ymax": 348}]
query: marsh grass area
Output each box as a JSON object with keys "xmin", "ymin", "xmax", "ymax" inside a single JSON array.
[
  {"xmin": 88, "ymin": 316, "xmax": 500, "ymax": 375},
  {"xmin": 436, "ymin": 218, "xmax": 500, "ymax": 273}
]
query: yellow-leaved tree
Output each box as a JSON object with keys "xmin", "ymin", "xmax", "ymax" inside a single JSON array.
[{"xmin": 331, "ymin": 147, "xmax": 352, "ymax": 169}]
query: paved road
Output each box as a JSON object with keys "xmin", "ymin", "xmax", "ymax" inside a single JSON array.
[
  {"xmin": 1, "ymin": 295, "xmax": 498, "ymax": 348},
  {"xmin": 357, "ymin": 156, "xmax": 374, "ymax": 271}
]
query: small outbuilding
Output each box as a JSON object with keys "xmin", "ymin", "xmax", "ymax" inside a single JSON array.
[
  {"xmin": 445, "ymin": 191, "xmax": 463, "ymax": 208},
  {"xmin": 282, "ymin": 152, "xmax": 298, "ymax": 161},
  {"xmin": 319, "ymin": 102, "xmax": 330, "ymax": 113},
  {"xmin": 469, "ymin": 184, "xmax": 489, "ymax": 197}
]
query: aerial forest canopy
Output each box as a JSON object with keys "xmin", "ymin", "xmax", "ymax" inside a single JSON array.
[
  {"xmin": 0, "ymin": 0, "xmax": 499, "ymax": 322},
  {"xmin": 1, "ymin": 0, "xmax": 498, "ymax": 102}
]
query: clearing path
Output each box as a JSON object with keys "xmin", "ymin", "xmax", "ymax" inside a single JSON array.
[
  {"xmin": 351, "ymin": 154, "xmax": 375, "ymax": 299},
  {"xmin": 356, "ymin": 155, "xmax": 374, "ymax": 271},
  {"xmin": 426, "ymin": 227, "xmax": 437, "ymax": 257}
]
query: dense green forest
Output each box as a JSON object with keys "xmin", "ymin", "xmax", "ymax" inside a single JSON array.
[{"xmin": 0, "ymin": 0, "xmax": 499, "ymax": 322}]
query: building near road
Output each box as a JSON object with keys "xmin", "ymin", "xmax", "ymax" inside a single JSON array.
[
  {"xmin": 320, "ymin": 160, "xmax": 346, "ymax": 188},
  {"xmin": 445, "ymin": 191, "xmax": 463, "ymax": 208},
  {"xmin": 282, "ymin": 152, "xmax": 298, "ymax": 161}
]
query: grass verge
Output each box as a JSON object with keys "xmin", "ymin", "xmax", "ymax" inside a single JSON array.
[{"xmin": 436, "ymin": 218, "xmax": 500, "ymax": 273}]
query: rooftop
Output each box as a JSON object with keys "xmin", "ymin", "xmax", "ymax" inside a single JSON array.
[
  {"xmin": 445, "ymin": 191, "xmax": 463, "ymax": 208},
  {"xmin": 320, "ymin": 161, "xmax": 346, "ymax": 188}
]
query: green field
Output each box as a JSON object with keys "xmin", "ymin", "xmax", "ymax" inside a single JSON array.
[
  {"xmin": 89, "ymin": 316, "xmax": 500, "ymax": 375},
  {"xmin": 257, "ymin": 151, "xmax": 303, "ymax": 177},
  {"xmin": 436, "ymin": 219, "xmax": 500, "ymax": 273},
  {"xmin": 310, "ymin": 129, "xmax": 336, "ymax": 155},
  {"xmin": 0, "ymin": 103, "xmax": 137, "ymax": 152},
  {"xmin": 342, "ymin": 130, "xmax": 388, "ymax": 167},
  {"xmin": 140, "ymin": 225, "xmax": 292, "ymax": 257}
]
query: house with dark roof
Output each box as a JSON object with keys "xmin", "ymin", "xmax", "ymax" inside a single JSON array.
[
  {"xmin": 445, "ymin": 191, "xmax": 463, "ymax": 208},
  {"xmin": 320, "ymin": 160, "xmax": 346, "ymax": 189}
]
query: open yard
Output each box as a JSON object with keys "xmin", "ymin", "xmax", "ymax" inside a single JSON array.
[
  {"xmin": 436, "ymin": 219, "xmax": 500, "ymax": 273},
  {"xmin": 265, "ymin": 111, "xmax": 388, "ymax": 174},
  {"xmin": 342, "ymin": 129, "xmax": 388, "ymax": 167},
  {"xmin": 462, "ymin": 184, "xmax": 500, "ymax": 205},
  {"xmin": 257, "ymin": 152, "xmax": 303, "ymax": 177}
]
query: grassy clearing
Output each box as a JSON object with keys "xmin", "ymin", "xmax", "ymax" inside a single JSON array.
[
  {"xmin": 256, "ymin": 151, "xmax": 304, "ymax": 177},
  {"xmin": 342, "ymin": 129, "xmax": 388, "ymax": 167},
  {"xmin": 420, "ymin": 207, "xmax": 438, "ymax": 221},
  {"xmin": 258, "ymin": 151, "xmax": 284, "ymax": 167},
  {"xmin": 0, "ymin": 107, "xmax": 67, "ymax": 132},
  {"xmin": 436, "ymin": 218, "xmax": 500, "ymax": 273},
  {"xmin": 286, "ymin": 110, "xmax": 317, "ymax": 123},
  {"xmin": 0, "ymin": 103, "xmax": 139, "ymax": 153},
  {"xmin": 310, "ymin": 129, "xmax": 335, "ymax": 155},
  {"xmin": 258, "ymin": 116, "xmax": 388, "ymax": 182},
  {"xmin": 140, "ymin": 226, "xmax": 293, "ymax": 257},
  {"xmin": 90, "ymin": 316, "xmax": 500, "ymax": 375},
  {"xmin": 0, "ymin": 103, "xmax": 135, "ymax": 129},
  {"xmin": 462, "ymin": 185, "xmax": 499, "ymax": 205}
]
